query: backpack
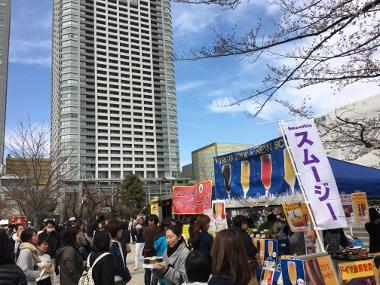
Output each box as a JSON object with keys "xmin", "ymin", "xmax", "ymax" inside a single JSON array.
[{"xmin": 78, "ymin": 252, "xmax": 110, "ymax": 285}]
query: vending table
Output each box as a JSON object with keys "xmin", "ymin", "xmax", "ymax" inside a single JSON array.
[{"xmin": 253, "ymin": 238, "xmax": 289, "ymax": 264}]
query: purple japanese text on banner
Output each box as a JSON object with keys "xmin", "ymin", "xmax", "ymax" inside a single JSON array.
[{"xmin": 282, "ymin": 120, "xmax": 347, "ymax": 230}]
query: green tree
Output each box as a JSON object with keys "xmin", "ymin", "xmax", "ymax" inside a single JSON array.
[{"xmin": 118, "ymin": 174, "xmax": 145, "ymax": 215}]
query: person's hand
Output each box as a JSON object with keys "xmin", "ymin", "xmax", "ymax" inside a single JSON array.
[
  {"xmin": 157, "ymin": 262, "xmax": 167, "ymax": 272},
  {"xmin": 38, "ymin": 260, "xmax": 52, "ymax": 270}
]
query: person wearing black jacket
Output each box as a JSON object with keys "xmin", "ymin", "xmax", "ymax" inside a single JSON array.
[
  {"xmin": 90, "ymin": 230, "xmax": 115, "ymax": 285},
  {"xmin": 106, "ymin": 221, "xmax": 131, "ymax": 284},
  {"xmin": 120, "ymin": 221, "xmax": 131, "ymax": 255},
  {"xmin": 365, "ymin": 208, "xmax": 380, "ymax": 253},
  {"xmin": 56, "ymin": 228, "xmax": 83, "ymax": 285},
  {"xmin": 0, "ymin": 228, "xmax": 27, "ymax": 285},
  {"xmin": 233, "ymin": 215, "xmax": 258, "ymax": 274}
]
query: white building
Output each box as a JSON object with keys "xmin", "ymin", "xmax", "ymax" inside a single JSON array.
[
  {"xmin": 0, "ymin": 0, "xmax": 10, "ymax": 165},
  {"xmin": 51, "ymin": 0, "xmax": 180, "ymax": 181},
  {"xmin": 316, "ymin": 94, "xmax": 380, "ymax": 169}
]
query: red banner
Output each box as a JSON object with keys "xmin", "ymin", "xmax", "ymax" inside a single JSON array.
[
  {"xmin": 10, "ymin": 216, "xmax": 26, "ymax": 225},
  {"xmin": 172, "ymin": 181, "xmax": 212, "ymax": 214}
]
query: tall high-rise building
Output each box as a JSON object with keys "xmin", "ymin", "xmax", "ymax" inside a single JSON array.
[
  {"xmin": 0, "ymin": 0, "xmax": 10, "ymax": 165},
  {"xmin": 51, "ymin": 0, "xmax": 179, "ymax": 181}
]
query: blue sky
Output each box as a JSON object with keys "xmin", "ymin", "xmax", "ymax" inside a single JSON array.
[{"xmin": 6, "ymin": 0, "xmax": 379, "ymax": 166}]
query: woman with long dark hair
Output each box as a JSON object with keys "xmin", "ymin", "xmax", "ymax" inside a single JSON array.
[
  {"xmin": 209, "ymin": 229, "xmax": 255, "ymax": 285},
  {"xmin": 189, "ymin": 214, "xmax": 213, "ymax": 255},
  {"xmin": 0, "ymin": 228, "xmax": 27, "ymax": 284},
  {"xmin": 56, "ymin": 228, "xmax": 83, "ymax": 285}
]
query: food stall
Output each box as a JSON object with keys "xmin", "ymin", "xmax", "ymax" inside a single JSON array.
[{"xmin": 212, "ymin": 119, "xmax": 380, "ymax": 284}]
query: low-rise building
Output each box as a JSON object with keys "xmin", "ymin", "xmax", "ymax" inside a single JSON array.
[
  {"xmin": 316, "ymin": 94, "xmax": 380, "ymax": 169},
  {"xmin": 192, "ymin": 143, "xmax": 253, "ymax": 182}
]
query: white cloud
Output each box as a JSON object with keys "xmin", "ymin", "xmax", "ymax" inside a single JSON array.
[
  {"xmin": 208, "ymin": 95, "xmax": 290, "ymax": 121},
  {"xmin": 9, "ymin": 1, "xmax": 52, "ymax": 67},
  {"xmin": 208, "ymin": 97, "xmax": 241, "ymax": 112},
  {"xmin": 9, "ymin": 39, "xmax": 51, "ymax": 66},
  {"xmin": 206, "ymin": 89, "xmax": 230, "ymax": 98},
  {"xmin": 177, "ymin": 80, "xmax": 207, "ymax": 92},
  {"xmin": 173, "ymin": 5, "xmax": 220, "ymax": 37},
  {"xmin": 9, "ymin": 56, "xmax": 50, "ymax": 67},
  {"xmin": 5, "ymin": 121, "xmax": 51, "ymax": 156},
  {"xmin": 208, "ymin": 81, "xmax": 380, "ymax": 122},
  {"xmin": 10, "ymin": 40, "xmax": 51, "ymax": 51}
]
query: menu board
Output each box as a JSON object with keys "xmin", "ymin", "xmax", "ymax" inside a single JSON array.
[
  {"xmin": 204, "ymin": 200, "xmax": 228, "ymax": 236},
  {"xmin": 253, "ymin": 238, "xmax": 279, "ymax": 262},
  {"xmin": 352, "ymin": 192, "xmax": 369, "ymax": 224},
  {"xmin": 283, "ymin": 203, "xmax": 310, "ymax": 232}
]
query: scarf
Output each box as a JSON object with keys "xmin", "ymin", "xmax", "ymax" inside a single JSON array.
[
  {"xmin": 19, "ymin": 242, "xmax": 40, "ymax": 263},
  {"xmin": 13, "ymin": 233, "xmax": 21, "ymax": 254},
  {"xmin": 167, "ymin": 237, "xmax": 184, "ymax": 257}
]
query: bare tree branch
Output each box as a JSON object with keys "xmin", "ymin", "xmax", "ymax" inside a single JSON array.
[
  {"xmin": 1, "ymin": 120, "xmax": 79, "ymax": 226},
  {"xmin": 178, "ymin": 0, "xmax": 380, "ymax": 117},
  {"xmin": 316, "ymin": 108, "xmax": 380, "ymax": 164}
]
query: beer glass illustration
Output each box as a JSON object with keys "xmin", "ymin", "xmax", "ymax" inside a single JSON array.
[
  {"xmin": 287, "ymin": 261, "xmax": 297, "ymax": 285},
  {"xmin": 260, "ymin": 154, "xmax": 272, "ymax": 197},
  {"xmin": 222, "ymin": 163, "xmax": 232, "ymax": 198},
  {"xmin": 284, "ymin": 149, "xmax": 296, "ymax": 195},
  {"xmin": 267, "ymin": 240, "xmax": 274, "ymax": 258},
  {"xmin": 241, "ymin": 160, "xmax": 250, "ymax": 198},
  {"xmin": 214, "ymin": 202, "xmax": 223, "ymax": 219}
]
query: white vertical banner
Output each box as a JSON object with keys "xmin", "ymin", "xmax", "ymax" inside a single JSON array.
[{"xmin": 281, "ymin": 119, "xmax": 347, "ymax": 230}]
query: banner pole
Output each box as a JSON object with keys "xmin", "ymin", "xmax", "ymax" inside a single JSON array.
[{"xmin": 278, "ymin": 120, "xmax": 326, "ymax": 252}]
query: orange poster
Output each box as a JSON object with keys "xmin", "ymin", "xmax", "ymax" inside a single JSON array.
[
  {"xmin": 338, "ymin": 260, "xmax": 375, "ymax": 281},
  {"xmin": 352, "ymin": 192, "xmax": 369, "ymax": 224},
  {"xmin": 283, "ymin": 203, "xmax": 310, "ymax": 232},
  {"xmin": 316, "ymin": 255, "xmax": 339, "ymax": 285}
]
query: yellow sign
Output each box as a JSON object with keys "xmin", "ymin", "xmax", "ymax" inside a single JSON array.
[
  {"xmin": 338, "ymin": 260, "xmax": 375, "ymax": 281},
  {"xmin": 182, "ymin": 224, "xmax": 190, "ymax": 243},
  {"xmin": 150, "ymin": 199, "xmax": 159, "ymax": 216},
  {"xmin": 316, "ymin": 255, "xmax": 339, "ymax": 285},
  {"xmin": 352, "ymin": 192, "xmax": 369, "ymax": 224}
]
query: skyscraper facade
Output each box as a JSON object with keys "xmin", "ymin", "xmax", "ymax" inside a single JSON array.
[
  {"xmin": 51, "ymin": 0, "xmax": 179, "ymax": 181},
  {"xmin": 0, "ymin": 0, "xmax": 10, "ymax": 165}
]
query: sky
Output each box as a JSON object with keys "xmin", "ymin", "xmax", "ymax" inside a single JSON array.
[{"xmin": 6, "ymin": 0, "xmax": 379, "ymax": 167}]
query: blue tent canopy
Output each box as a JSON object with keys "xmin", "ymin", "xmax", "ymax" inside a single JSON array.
[{"xmin": 329, "ymin": 157, "xmax": 380, "ymax": 197}]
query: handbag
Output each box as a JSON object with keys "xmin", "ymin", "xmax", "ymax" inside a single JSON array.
[{"xmin": 126, "ymin": 244, "xmax": 131, "ymax": 253}]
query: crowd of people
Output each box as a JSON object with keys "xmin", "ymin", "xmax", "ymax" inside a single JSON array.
[
  {"xmin": 0, "ymin": 213, "xmax": 260, "ymax": 285},
  {"xmin": 1, "ymin": 206, "xmax": 380, "ymax": 285}
]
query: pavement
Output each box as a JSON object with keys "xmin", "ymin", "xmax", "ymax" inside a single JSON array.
[
  {"xmin": 126, "ymin": 243, "xmax": 145, "ymax": 285},
  {"xmin": 53, "ymin": 243, "xmax": 145, "ymax": 284}
]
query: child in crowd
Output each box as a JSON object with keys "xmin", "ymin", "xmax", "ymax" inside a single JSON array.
[
  {"xmin": 181, "ymin": 250, "xmax": 211, "ymax": 285},
  {"xmin": 36, "ymin": 236, "xmax": 54, "ymax": 285}
]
